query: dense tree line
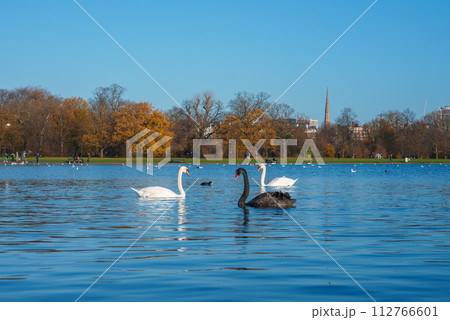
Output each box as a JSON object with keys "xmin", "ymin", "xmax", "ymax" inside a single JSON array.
[
  {"xmin": 316, "ymin": 107, "xmax": 448, "ymax": 159},
  {"xmin": 0, "ymin": 84, "xmax": 448, "ymax": 159}
]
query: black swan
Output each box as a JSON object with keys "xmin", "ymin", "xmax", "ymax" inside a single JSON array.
[
  {"xmin": 200, "ymin": 181, "xmax": 213, "ymax": 186},
  {"xmin": 235, "ymin": 168, "xmax": 296, "ymax": 209}
]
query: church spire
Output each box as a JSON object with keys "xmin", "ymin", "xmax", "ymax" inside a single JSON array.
[{"xmin": 324, "ymin": 87, "xmax": 330, "ymax": 127}]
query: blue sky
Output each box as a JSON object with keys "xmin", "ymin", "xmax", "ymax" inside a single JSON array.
[{"xmin": 1, "ymin": 0, "xmax": 449, "ymax": 124}]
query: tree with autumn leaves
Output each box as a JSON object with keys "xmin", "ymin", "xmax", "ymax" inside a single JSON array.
[
  {"xmin": 50, "ymin": 97, "xmax": 92, "ymax": 156},
  {"xmin": 217, "ymin": 92, "xmax": 307, "ymax": 158},
  {"xmin": 0, "ymin": 87, "xmax": 59, "ymax": 154},
  {"xmin": 111, "ymin": 102, "xmax": 171, "ymax": 157},
  {"xmin": 1, "ymin": 84, "xmax": 448, "ymax": 159},
  {"xmin": 0, "ymin": 85, "xmax": 173, "ymax": 158},
  {"xmin": 218, "ymin": 108, "xmax": 275, "ymax": 158}
]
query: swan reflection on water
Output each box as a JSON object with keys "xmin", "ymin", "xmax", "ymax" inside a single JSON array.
[
  {"xmin": 242, "ymin": 207, "xmax": 250, "ymax": 226},
  {"xmin": 177, "ymin": 199, "xmax": 189, "ymax": 243},
  {"xmin": 135, "ymin": 196, "xmax": 186, "ymax": 219},
  {"xmin": 177, "ymin": 198, "xmax": 186, "ymax": 215},
  {"xmin": 136, "ymin": 197, "xmax": 189, "ymax": 249},
  {"xmin": 177, "ymin": 197, "xmax": 188, "ymax": 234}
]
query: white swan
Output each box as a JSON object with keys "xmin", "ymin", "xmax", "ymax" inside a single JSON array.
[
  {"xmin": 258, "ymin": 163, "xmax": 297, "ymax": 187},
  {"xmin": 131, "ymin": 166, "xmax": 190, "ymax": 198}
]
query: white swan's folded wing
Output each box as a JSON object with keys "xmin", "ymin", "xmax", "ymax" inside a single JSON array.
[
  {"xmin": 266, "ymin": 177, "xmax": 297, "ymax": 187},
  {"xmin": 133, "ymin": 186, "xmax": 180, "ymax": 198}
]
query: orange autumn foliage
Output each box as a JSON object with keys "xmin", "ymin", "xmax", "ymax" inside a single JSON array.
[
  {"xmin": 111, "ymin": 102, "xmax": 172, "ymax": 156},
  {"xmin": 49, "ymin": 97, "xmax": 93, "ymax": 156},
  {"xmin": 218, "ymin": 108, "xmax": 275, "ymax": 158}
]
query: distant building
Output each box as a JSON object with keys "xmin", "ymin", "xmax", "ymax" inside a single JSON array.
[
  {"xmin": 438, "ymin": 106, "xmax": 450, "ymax": 117},
  {"xmin": 351, "ymin": 122, "xmax": 365, "ymax": 141},
  {"xmin": 307, "ymin": 119, "xmax": 319, "ymax": 133},
  {"xmin": 323, "ymin": 87, "xmax": 330, "ymax": 127},
  {"xmin": 297, "ymin": 117, "xmax": 319, "ymax": 134}
]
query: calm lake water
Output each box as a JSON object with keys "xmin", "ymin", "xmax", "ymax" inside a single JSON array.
[{"xmin": 0, "ymin": 163, "xmax": 449, "ymax": 302}]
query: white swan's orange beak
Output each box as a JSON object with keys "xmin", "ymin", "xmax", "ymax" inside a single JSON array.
[
  {"xmin": 234, "ymin": 172, "xmax": 239, "ymax": 180},
  {"xmin": 257, "ymin": 166, "xmax": 261, "ymax": 172},
  {"xmin": 186, "ymin": 169, "xmax": 190, "ymax": 176}
]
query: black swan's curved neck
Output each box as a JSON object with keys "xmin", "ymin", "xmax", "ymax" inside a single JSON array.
[{"xmin": 238, "ymin": 170, "xmax": 250, "ymax": 208}]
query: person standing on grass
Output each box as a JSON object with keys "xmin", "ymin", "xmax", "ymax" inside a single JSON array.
[
  {"xmin": 4, "ymin": 153, "xmax": 7, "ymax": 162},
  {"xmin": 35, "ymin": 153, "xmax": 40, "ymax": 163}
]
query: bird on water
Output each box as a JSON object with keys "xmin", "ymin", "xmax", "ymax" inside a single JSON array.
[{"xmin": 235, "ymin": 168, "xmax": 296, "ymax": 209}]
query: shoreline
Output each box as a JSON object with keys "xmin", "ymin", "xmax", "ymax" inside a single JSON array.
[{"xmin": 3, "ymin": 157, "xmax": 449, "ymax": 165}]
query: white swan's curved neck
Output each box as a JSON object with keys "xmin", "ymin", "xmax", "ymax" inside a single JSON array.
[
  {"xmin": 260, "ymin": 165, "xmax": 266, "ymax": 186},
  {"xmin": 177, "ymin": 168, "xmax": 185, "ymax": 197}
]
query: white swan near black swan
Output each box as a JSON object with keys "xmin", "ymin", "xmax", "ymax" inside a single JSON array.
[
  {"xmin": 235, "ymin": 168, "xmax": 296, "ymax": 208},
  {"xmin": 131, "ymin": 166, "xmax": 190, "ymax": 198},
  {"xmin": 258, "ymin": 163, "xmax": 297, "ymax": 187}
]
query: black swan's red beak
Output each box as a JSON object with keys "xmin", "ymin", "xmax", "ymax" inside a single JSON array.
[{"xmin": 234, "ymin": 172, "xmax": 239, "ymax": 180}]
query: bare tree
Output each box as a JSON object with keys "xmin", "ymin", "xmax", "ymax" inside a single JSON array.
[
  {"xmin": 266, "ymin": 103, "xmax": 295, "ymax": 120},
  {"xmin": 228, "ymin": 91, "xmax": 270, "ymax": 120},
  {"xmin": 91, "ymin": 83, "xmax": 126, "ymax": 113},
  {"xmin": 182, "ymin": 92, "xmax": 225, "ymax": 139},
  {"xmin": 89, "ymin": 84, "xmax": 126, "ymax": 157},
  {"xmin": 336, "ymin": 107, "xmax": 357, "ymax": 128},
  {"xmin": 0, "ymin": 87, "xmax": 60, "ymax": 155},
  {"xmin": 166, "ymin": 92, "xmax": 225, "ymax": 157},
  {"xmin": 424, "ymin": 109, "xmax": 449, "ymax": 158},
  {"xmin": 335, "ymin": 108, "xmax": 358, "ymax": 158}
]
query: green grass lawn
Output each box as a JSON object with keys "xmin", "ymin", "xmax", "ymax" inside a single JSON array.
[{"xmin": 33, "ymin": 157, "xmax": 450, "ymax": 164}]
